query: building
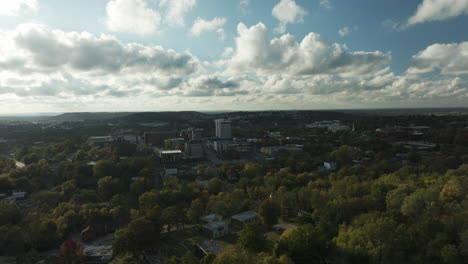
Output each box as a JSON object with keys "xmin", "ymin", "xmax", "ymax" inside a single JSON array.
[
  {"xmin": 194, "ymin": 240, "xmax": 224, "ymax": 257},
  {"xmin": 144, "ymin": 131, "xmax": 178, "ymax": 146},
  {"xmin": 215, "ymin": 119, "xmax": 232, "ymax": 139},
  {"xmin": 213, "ymin": 140, "xmax": 235, "ymax": 153},
  {"xmin": 260, "ymin": 145, "xmax": 304, "ymax": 157},
  {"xmin": 87, "ymin": 136, "xmax": 113, "ymax": 147},
  {"xmin": 230, "ymin": 210, "xmax": 258, "ymax": 229},
  {"xmin": 164, "ymin": 138, "xmax": 185, "ymax": 148},
  {"xmin": 323, "ymin": 162, "xmax": 337, "ymax": 171},
  {"xmin": 159, "ymin": 150, "xmax": 183, "ymax": 164},
  {"xmin": 185, "ymin": 140, "xmax": 204, "ymax": 158},
  {"xmin": 202, "ymin": 221, "xmax": 229, "ymax": 239},
  {"xmin": 200, "ymin": 213, "xmax": 223, "ymax": 224}
]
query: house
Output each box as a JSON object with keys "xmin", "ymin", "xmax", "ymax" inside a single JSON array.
[
  {"xmin": 230, "ymin": 210, "xmax": 258, "ymax": 229},
  {"xmin": 322, "ymin": 162, "xmax": 337, "ymax": 171},
  {"xmin": 202, "ymin": 221, "xmax": 229, "ymax": 239},
  {"xmin": 200, "ymin": 213, "xmax": 223, "ymax": 224},
  {"xmin": 159, "ymin": 150, "xmax": 183, "ymax": 164},
  {"xmin": 195, "ymin": 240, "xmax": 224, "ymax": 257}
]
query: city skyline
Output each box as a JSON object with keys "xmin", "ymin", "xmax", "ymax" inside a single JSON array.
[{"xmin": 0, "ymin": 0, "xmax": 468, "ymax": 113}]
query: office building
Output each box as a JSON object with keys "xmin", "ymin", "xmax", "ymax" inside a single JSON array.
[{"xmin": 215, "ymin": 119, "xmax": 231, "ymax": 139}]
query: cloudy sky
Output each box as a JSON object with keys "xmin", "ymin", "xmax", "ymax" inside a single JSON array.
[{"xmin": 0, "ymin": 0, "xmax": 467, "ymax": 113}]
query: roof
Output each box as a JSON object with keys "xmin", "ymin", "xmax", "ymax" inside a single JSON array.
[
  {"xmin": 200, "ymin": 213, "xmax": 222, "ymax": 222},
  {"xmin": 87, "ymin": 136, "xmax": 112, "ymax": 143},
  {"xmin": 83, "ymin": 245, "xmax": 113, "ymax": 261},
  {"xmin": 196, "ymin": 240, "xmax": 224, "ymax": 255},
  {"xmin": 204, "ymin": 221, "xmax": 227, "ymax": 230},
  {"xmin": 160, "ymin": 150, "xmax": 183, "ymax": 154},
  {"xmin": 231, "ymin": 210, "xmax": 258, "ymax": 222}
]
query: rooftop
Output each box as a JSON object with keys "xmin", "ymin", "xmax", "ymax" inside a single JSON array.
[
  {"xmin": 204, "ymin": 221, "xmax": 227, "ymax": 230},
  {"xmin": 160, "ymin": 150, "xmax": 183, "ymax": 154},
  {"xmin": 200, "ymin": 213, "xmax": 222, "ymax": 222},
  {"xmin": 231, "ymin": 210, "xmax": 258, "ymax": 222}
]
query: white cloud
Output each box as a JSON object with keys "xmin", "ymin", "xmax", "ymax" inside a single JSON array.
[
  {"xmin": 407, "ymin": 0, "xmax": 468, "ymax": 26},
  {"xmin": 105, "ymin": 0, "xmax": 161, "ymax": 35},
  {"xmin": 338, "ymin": 26, "xmax": 358, "ymax": 36},
  {"xmin": 0, "ymin": 0, "xmax": 38, "ymax": 16},
  {"xmin": 159, "ymin": 0, "xmax": 197, "ymax": 27},
  {"xmin": 320, "ymin": 0, "xmax": 332, "ymax": 9},
  {"xmin": 408, "ymin": 42, "xmax": 468, "ymax": 75},
  {"xmin": 240, "ymin": 0, "xmax": 250, "ymax": 8},
  {"xmin": 229, "ymin": 23, "xmax": 390, "ymax": 77},
  {"xmin": 222, "ymin": 47, "xmax": 234, "ymax": 58},
  {"xmin": 272, "ymin": 0, "xmax": 307, "ymax": 33},
  {"xmin": 191, "ymin": 17, "xmax": 227, "ymax": 39},
  {"xmin": 0, "ymin": 23, "xmax": 201, "ymax": 99}
]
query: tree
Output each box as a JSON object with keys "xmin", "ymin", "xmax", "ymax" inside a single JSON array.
[
  {"xmin": 139, "ymin": 190, "xmax": 160, "ymax": 209},
  {"xmin": 0, "ymin": 202, "xmax": 21, "ymax": 225},
  {"xmin": 98, "ymin": 176, "xmax": 125, "ymax": 200},
  {"xmin": 275, "ymin": 224, "xmax": 330, "ymax": 264},
  {"xmin": 207, "ymin": 178, "xmax": 224, "ymax": 194},
  {"xmin": 113, "ymin": 217, "xmax": 161, "ymax": 256},
  {"xmin": 259, "ymin": 199, "xmax": 281, "ymax": 227},
  {"xmin": 334, "ymin": 214, "xmax": 410, "ymax": 264},
  {"xmin": 331, "ymin": 145, "xmax": 353, "ymax": 166},
  {"xmin": 0, "ymin": 225, "xmax": 25, "ymax": 256},
  {"xmin": 58, "ymin": 239, "xmax": 85, "ymax": 264},
  {"xmin": 28, "ymin": 219, "xmax": 61, "ymax": 251},
  {"xmin": 93, "ymin": 160, "xmax": 116, "ymax": 179},
  {"xmin": 237, "ymin": 223, "xmax": 268, "ymax": 253}
]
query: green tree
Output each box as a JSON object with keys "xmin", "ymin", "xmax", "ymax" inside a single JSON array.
[
  {"xmin": 331, "ymin": 145, "xmax": 353, "ymax": 166},
  {"xmin": 275, "ymin": 224, "xmax": 330, "ymax": 264},
  {"xmin": 0, "ymin": 202, "xmax": 21, "ymax": 225},
  {"xmin": 93, "ymin": 160, "xmax": 116, "ymax": 179},
  {"xmin": 334, "ymin": 214, "xmax": 409, "ymax": 264},
  {"xmin": 0, "ymin": 225, "xmax": 25, "ymax": 256},
  {"xmin": 113, "ymin": 217, "xmax": 161, "ymax": 256},
  {"xmin": 237, "ymin": 223, "xmax": 268, "ymax": 253},
  {"xmin": 259, "ymin": 199, "xmax": 281, "ymax": 227},
  {"xmin": 98, "ymin": 176, "xmax": 125, "ymax": 200}
]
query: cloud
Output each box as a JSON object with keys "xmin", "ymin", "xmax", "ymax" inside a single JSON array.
[
  {"xmin": 159, "ymin": 0, "xmax": 197, "ymax": 27},
  {"xmin": 408, "ymin": 42, "xmax": 468, "ymax": 75},
  {"xmin": 0, "ymin": 0, "xmax": 38, "ymax": 16},
  {"xmin": 191, "ymin": 17, "xmax": 227, "ymax": 39},
  {"xmin": 12, "ymin": 24, "xmax": 199, "ymax": 75},
  {"xmin": 382, "ymin": 19, "xmax": 402, "ymax": 31},
  {"xmin": 105, "ymin": 0, "xmax": 161, "ymax": 35},
  {"xmin": 222, "ymin": 47, "xmax": 234, "ymax": 58},
  {"xmin": 174, "ymin": 75, "xmax": 256, "ymax": 97},
  {"xmin": 229, "ymin": 23, "xmax": 391, "ymax": 77},
  {"xmin": 407, "ymin": 0, "xmax": 468, "ymax": 26},
  {"xmin": 338, "ymin": 26, "xmax": 358, "ymax": 36},
  {"xmin": 0, "ymin": 24, "xmax": 202, "ymax": 99},
  {"xmin": 320, "ymin": 0, "xmax": 332, "ymax": 9},
  {"xmin": 272, "ymin": 0, "xmax": 307, "ymax": 33}
]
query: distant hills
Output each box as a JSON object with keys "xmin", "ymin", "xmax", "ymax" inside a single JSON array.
[{"xmin": 1, "ymin": 108, "xmax": 467, "ymax": 123}]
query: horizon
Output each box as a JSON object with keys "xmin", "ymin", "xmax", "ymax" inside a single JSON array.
[{"xmin": 2, "ymin": 106, "xmax": 468, "ymax": 117}]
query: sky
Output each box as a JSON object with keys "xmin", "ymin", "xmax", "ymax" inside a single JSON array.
[{"xmin": 0, "ymin": 0, "xmax": 467, "ymax": 113}]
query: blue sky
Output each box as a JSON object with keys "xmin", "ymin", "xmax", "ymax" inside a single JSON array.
[{"xmin": 0, "ymin": 0, "xmax": 467, "ymax": 113}]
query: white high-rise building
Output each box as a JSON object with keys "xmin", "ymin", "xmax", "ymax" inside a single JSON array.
[{"xmin": 215, "ymin": 119, "xmax": 231, "ymax": 139}]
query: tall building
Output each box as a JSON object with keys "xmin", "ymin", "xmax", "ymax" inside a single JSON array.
[{"xmin": 215, "ymin": 119, "xmax": 231, "ymax": 139}]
